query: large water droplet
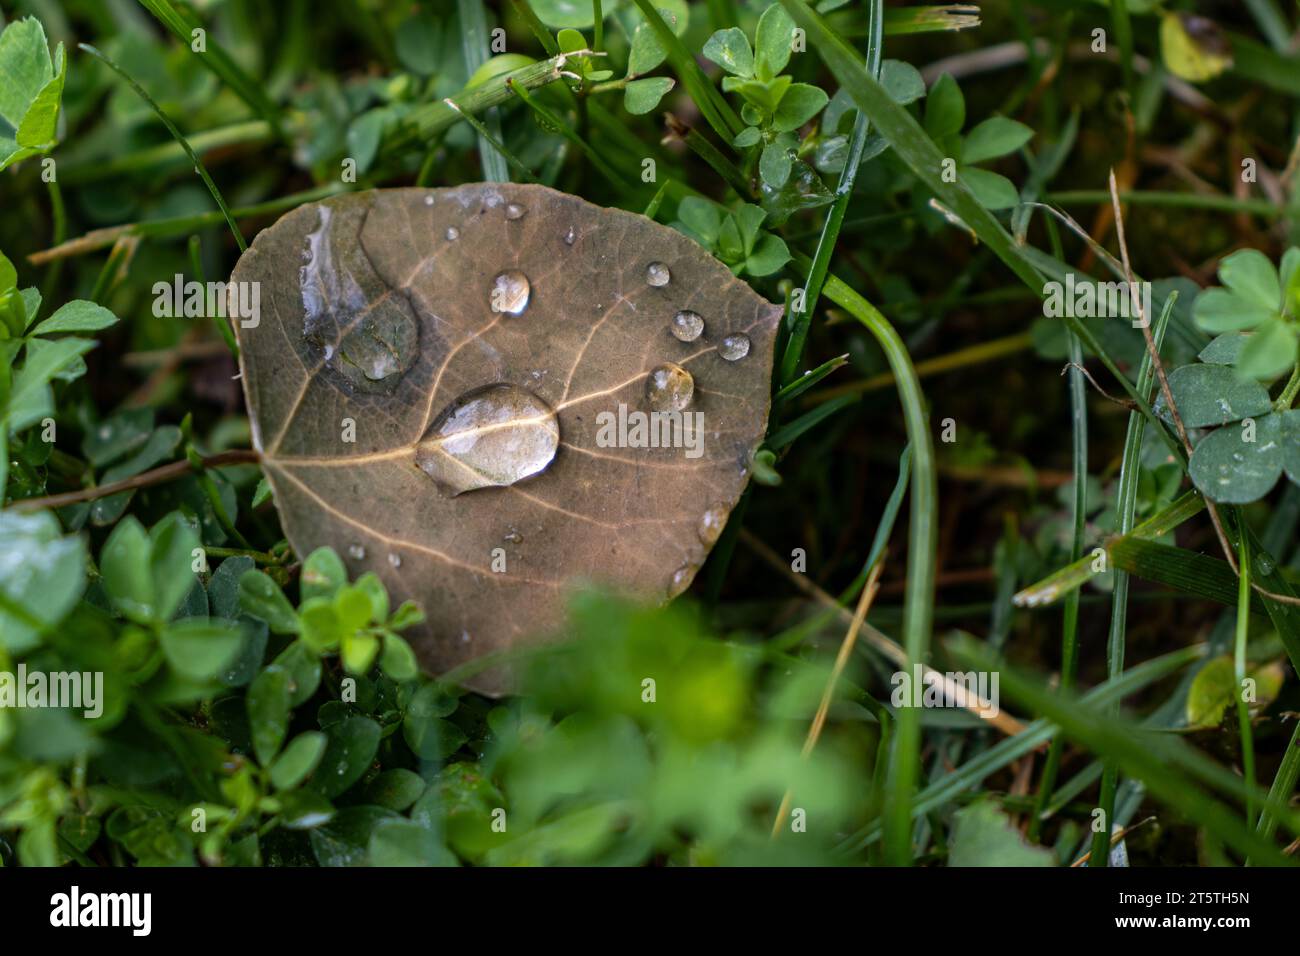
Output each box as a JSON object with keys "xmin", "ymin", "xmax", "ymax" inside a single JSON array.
[
  {"xmin": 646, "ymin": 262, "xmax": 671, "ymax": 287},
  {"xmin": 416, "ymin": 384, "xmax": 560, "ymax": 496},
  {"xmin": 490, "ymin": 271, "xmax": 531, "ymax": 315},
  {"xmin": 671, "ymin": 310, "xmax": 704, "ymax": 342},
  {"xmin": 698, "ymin": 507, "xmax": 726, "ymax": 545},
  {"xmin": 645, "ymin": 363, "xmax": 694, "ymax": 412},
  {"xmin": 719, "ymin": 334, "xmax": 751, "ymax": 361},
  {"xmin": 445, "ymin": 226, "xmax": 460, "ymax": 241},
  {"xmin": 505, "ymin": 203, "xmax": 527, "ymax": 221}
]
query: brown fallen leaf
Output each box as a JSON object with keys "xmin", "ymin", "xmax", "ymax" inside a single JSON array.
[{"xmin": 231, "ymin": 184, "xmax": 783, "ymax": 693}]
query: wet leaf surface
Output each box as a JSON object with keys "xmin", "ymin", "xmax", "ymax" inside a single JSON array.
[{"xmin": 232, "ymin": 184, "xmax": 783, "ymax": 693}]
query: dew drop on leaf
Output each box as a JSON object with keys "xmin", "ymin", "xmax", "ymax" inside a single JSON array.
[
  {"xmin": 645, "ymin": 363, "xmax": 694, "ymax": 412},
  {"xmin": 720, "ymin": 334, "xmax": 751, "ymax": 361},
  {"xmin": 698, "ymin": 507, "xmax": 725, "ymax": 545},
  {"xmin": 445, "ymin": 226, "xmax": 460, "ymax": 241},
  {"xmin": 646, "ymin": 262, "xmax": 671, "ymax": 287},
  {"xmin": 505, "ymin": 202, "xmax": 527, "ymax": 221},
  {"xmin": 490, "ymin": 271, "xmax": 531, "ymax": 315},
  {"xmin": 415, "ymin": 384, "xmax": 560, "ymax": 496},
  {"xmin": 348, "ymin": 544, "xmax": 366, "ymax": 560},
  {"xmin": 671, "ymin": 310, "xmax": 704, "ymax": 342}
]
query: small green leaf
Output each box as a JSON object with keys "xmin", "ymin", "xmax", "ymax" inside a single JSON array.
[
  {"xmin": 772, "ymin": 82, "xmax": 828, "ymax": 132},
  {"xmin": 754, "ymin": 3, "xmax": 796, "ymax": 80},
  {"xmin": 270, "ymin": 731, "xmax": 328, "ymax": 790},
  {"xmin": 1193, "ymin": 288, "xmax": 1275, "ymax": 333},
  {"xmin": 1154, "ymin": 364, "xmax": 1273, "ymax": 427},
  {"xmin": 310, "ymin": 716, "xmax": 381, "ymax": 798},
  {"xmin": 880, "ymin": 59, "xmax": 925, "ymax": 106},
  {"xmin": 28, "ymin": 300, "xmax": 117, "ymax": 335},
  {"xmin": 962, "ymin": 116, "xmax": 1033, "ymax": 164},
  {"xmin": 923, "ymin": 73, "xmax": 964, "ymax": 138},
  {"xmin": 0, "ymin": 510, "xmax": 86, "ymax": 653},
  {"xmin": 1235, "ymin": 319, "xmax": 1297, "ymax": 380},
  {"xmin": 247, "ymin": 665, "xmax": 292, "ymax": 764},
  {"xmin": 1188, "ymin": 412, "xmax": 1285, "ymax": 504},
  {"xmin": 364, "ymin": 769, "xmax": 426, "ymax": 810},
  {"xmin": 627, "ymin": 20, "xmax": 668, "ymax": 76},
  {"xmin": 160, "ymin": 618, "xmax": 245, "ymax": 681},
  {"xmin": 380, "ymin": 632, "xmax": 419, "ymax": 681},
  {"xmin": 237, "ymin": 569, "xmax": 299, "ymax": 634},
  {"xmin": 301, "ymin": 546, "xmax": 347, "ymax": 601},
  {"xmin": 624, "ymin": 76, "xmax": 674, "ymax": 114},
  {"xmin": 1198, "ymin": 332, "xmax": 1249, "ymax": 366},
  {"xmin": 368, "ymin": 819, "xmax": 458, "ymax": 866},
  {"xmin": 960, "ymin": 167, "xmax": 1020, "ymax": 210},
  {"xmin": 1218, "ymin": 248, "xmax": 1281, "ymax": 311},
  {"xmin": 744, "ymin": 233, "xmax": 791, "ymax": 277},
  {"xmin": 948, "ymin": 800, "xmax": 1055, "ymax": 866},
  {"xmin": 760, "ymin": 140, "xmax": 794, "ymax": 187},
  {"xmin": 703, "ymin": 27, "xmax": 754, "ymax": 77},
  {"xmin": 733, "ymin": 126, "xmax": 762, "ymax": 148}
]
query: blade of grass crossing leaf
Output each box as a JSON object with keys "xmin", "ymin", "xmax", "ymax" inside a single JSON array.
[
  {"xmin": 819, "ymin": 271, "xmax": 935, "ymax": 866},
  {"xmin": 1091, "ymin": 292, "xmax": 1174, "ymax": 866},
  {"xmin": 780, "ymin": 0, "xmax": 883, "ymax": 385},
  {"xmin": 134, "ymin": 0, "xmax": 283, "ymax": 136},
  {"xmin": 458, "ymin": 0, "xmax": 509, "ymax": 183},
  {"xmin": 78, "ymin": 44, "xmax": 246, "ymax": 252}
]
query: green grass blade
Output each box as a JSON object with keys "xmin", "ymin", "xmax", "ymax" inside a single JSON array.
[
  {"xmin": 820, "ymin": 271, "xmax": 936, "ymax": 866},
  {"xmin": 135, "ymin": 0, "xmax": 283, "ymax": 135},
  {"xmin": 458, "ymin": 0, "xmax": 509, "ymax": 183}
]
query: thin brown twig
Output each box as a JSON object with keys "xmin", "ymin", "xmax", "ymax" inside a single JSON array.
[
  {"xmin": 1070, "ymin": 815, "xmax": 1157, "ymax": 867},
  {"xmin": 6, "ymin": 450, "xmax": 261, "ymax": 512},
  {"xmin": 772, "ymin": 556, "xmax": 886, "ymax": 838}
]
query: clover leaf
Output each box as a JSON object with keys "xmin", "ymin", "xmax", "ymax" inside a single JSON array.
[
  {"xmin": 1192, "ymin": 247, "xmax": 1300, "ymax": 380},
  {"xmin": 924, "ymin": 74, "xmax": 1033, "ymax": 211}
]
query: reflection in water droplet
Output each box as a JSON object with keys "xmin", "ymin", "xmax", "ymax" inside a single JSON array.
[
  {"xmin": 300, "ymin": 204, "xmax": 419, "ymax": 394},
  {"xmin": 505, "ymin": 203, "xmax": 526, "ymax": 221},
  {"xmin": 671, "ymin": 310, "xmax": 704, "ymax": 342},
  {"xmin": 719, "ymin": 334, "xmax": 751, "ymax": 361},
  {"xmin": 490, "ymin": 271, "xmax": 531, "ymax": 315},
  {"xmin": 646, "ymin": 262, "xmax": 671, "ymax": 287},
  {"xmin": 668, "ymin": 564, "xmax": 695, "ymax": 598},
  {"xmin": 504, "ymin": 528, "xmax": 523, "ymax": 544},
  {"xmin": 563, "ymin": 226, "xmax": 576, "ymax": 245},
  {"xmin": 416, "ymin": 384, "xmax": 560, "ymax": 496},
  {"xmin": 645, "ymin": 363, "xmax": 694, "ymax": 413},
  {"xmin": 423, "ymin": 195, "xmax": 435, "ymax": 206},
  {"xmin": 348, "ymin": 544, "xmax": 366, "ymax": 560},
  {"xmin": 698, "ymin": 507, "xmax": 726, "ymax": 545},
  {"xmin": 388, "ymin": 553, "xmax": 402, "ymax": 568},
  {"xmin": 445, "ymin": 227, "xmax": 460, "ymax": 241}
]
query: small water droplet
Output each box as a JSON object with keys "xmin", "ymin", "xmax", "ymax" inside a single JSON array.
[
  {"xmin": 719, "ymin": 334, "xmax": 751, "ymax": 361},
  {"xmin": 646, "ymin": 262, "xmax": 671, "ymax": 287},
  {"xmin": 503, "ymin": 528, "xmax": 523, "ymax": 544},
  {"xmin": 445, "ymin": 226, "xmax": 460, "ymax": 241},
  {"xmin": 505, "ymin": 202, "xmax": 526, "ymax": 220},
  {"xmin": 671, "ymin": 310, "xmax": 704, "ymax": 342},
  {"xmin": 490, "ymin": 270, "xmax": 531, "ymax": 315},
  {"xmin": 645, "ymin": 363, "xmax": 694, "ymax": 412},
  {"xmin": 388, "ymin": 553, "xmax": 402, "ymax": 568},
  {"xmin": 423, "ymin": 195, "xmax": 435, "ymax": 207},
  {"xmin": 698, "ymin": 507, "xmax": 726, "ymax": 545},
  {"xmin": 348, "ymin": 544, "xmax": 366, "ymax": 560},
  {"xmin": 416, "ymin": 384, "xmax": 560, "ymax": 496},
  {"xmin": 563, "ymin": 226, "xmax": 576, "ymax": 245},
  {"xmin": 1255, "ymin": 553, "xmax": 1276, "ymax": 576},
  {"xmin": 459, "ymin": 630, "xmax": 472, "ymax": 644},
  {"xmin": 667, "ymin": 564, "xmax": 696, "ymax": 598}
]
